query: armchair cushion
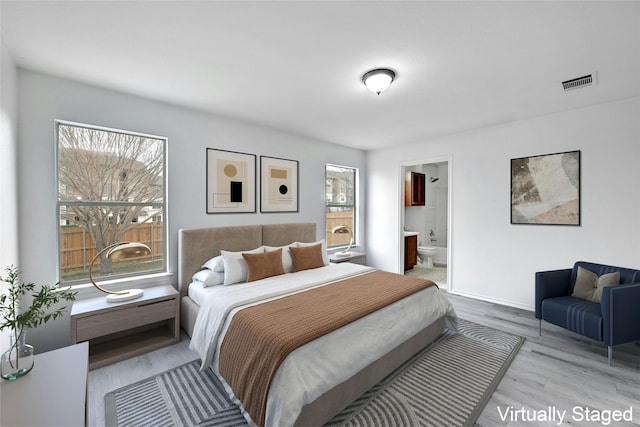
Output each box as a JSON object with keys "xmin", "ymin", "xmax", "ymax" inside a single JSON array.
[{"xmin": 541, "ymin": 296, "xmax": 603, "ymax": 341}]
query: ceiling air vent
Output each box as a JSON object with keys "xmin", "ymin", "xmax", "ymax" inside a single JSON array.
[{"xmin": 562, "ymin": 73, "xmax": 596, "ymax": 91}]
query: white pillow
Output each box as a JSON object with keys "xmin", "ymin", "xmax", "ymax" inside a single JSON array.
[
  {"xmin": 221, "ymin": 247, "xmax": 265, "ymax": 285},
  {"xmin": 295, "ymin": 239, "xmax": 329, "ymax": 265},
  {"xmin": 202, "ymin": 255, "xmax": 224, "ymax": 272},
  {"xmin": 192, "ymin": 269, "xmax": 225, "ymax": 287},
  {"xmin": 264, "ymin": 244, "xmax": 297, "ymax": 273}
]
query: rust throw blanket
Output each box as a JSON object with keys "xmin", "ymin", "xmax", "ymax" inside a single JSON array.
[{"xmin": 218, "ymin": 270, "xmax": 436, "ymax": 426}]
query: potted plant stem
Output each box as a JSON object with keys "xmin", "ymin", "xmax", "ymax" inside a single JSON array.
[{"xmin": 0, "ymin": 266, "xmax": 76, "ymax": 380}]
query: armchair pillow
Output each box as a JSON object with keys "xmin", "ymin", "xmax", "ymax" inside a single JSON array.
[{"xmin": 571, "ymin": 266, "xmax": 619, "ymax": 303}]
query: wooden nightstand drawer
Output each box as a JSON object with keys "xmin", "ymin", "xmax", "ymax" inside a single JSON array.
[{"xmin": 75, "ymin": 299, "xmax": 175, "ymax": 342}]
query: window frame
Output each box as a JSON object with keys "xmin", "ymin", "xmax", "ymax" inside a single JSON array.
[
  {"xmin": 55, "ymin": 120, "xmax": 168, "ymax": 287},
  {"xmin": 325, "ymin": 163, "xmax": 359, "ymax": 249}
]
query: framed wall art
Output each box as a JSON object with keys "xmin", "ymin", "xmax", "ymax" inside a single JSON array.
[
  {"xmin": 260, "ymin": 156, "xmax": 299, "ymax": 213},
  {"xmin": 206, "ymin": 148, "xmax": 256, "ymax": 214},
  {"xmin": 511, "ymin": 150, "xmax": 580, "ymax": 225}
]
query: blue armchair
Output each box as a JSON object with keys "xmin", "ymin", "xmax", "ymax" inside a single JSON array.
[{"xmin": 535, "ymin": 261, "xmax": 640, "ymax": 366}]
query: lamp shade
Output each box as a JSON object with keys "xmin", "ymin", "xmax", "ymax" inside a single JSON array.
[
  {"xmin": 89, "ymin": 241, "xmax": 151, "ymax": 303},
  {"xmin": 331, "ymin": 225, "xmax": 351, "ymax": 234},
  {"xmin": 107, "ymin": 242, "xmax": 151, "ymax": 260},
  {"xmin": 362, "ymin": 68, "xmax": 396, "ymax": 95}
]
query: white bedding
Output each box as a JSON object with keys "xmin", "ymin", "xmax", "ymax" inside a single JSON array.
[
  {"xmin": 189, "ymin": 263, "xmax": 457, "ymax": 426},
  {"xmin": 187, "ymin": 279, "xmax": 211, "ymax": 306}
]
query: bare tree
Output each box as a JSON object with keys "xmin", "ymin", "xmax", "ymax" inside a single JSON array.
[{"xmin": 58, "ymin": 124, "xmax": 164, "ymax": 275}]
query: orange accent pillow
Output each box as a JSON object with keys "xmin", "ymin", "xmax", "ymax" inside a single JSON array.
[
  {"xmin": 242, "ymin": 249, "xmax": 285, "ymax": 282},
  {"xmin": 290, "ymin": 243, "xmax": 325, "ymax": 272}
]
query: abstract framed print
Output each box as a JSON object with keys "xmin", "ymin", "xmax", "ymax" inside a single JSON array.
[
  {"xmin": 206, "ymin": 148, "xmax": 256, "ymax": 214},
  {"xmin": 511, "ymin": 150, "xmax": 580, "ymax": 225},
  {"xmin": 260, "ymin": 156, "xmax": 299, "ymax": 213}
]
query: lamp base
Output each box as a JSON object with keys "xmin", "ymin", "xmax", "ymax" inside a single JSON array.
[
  {"xmin": 334, "ymin": 251, "xmax": 351, "ymax": 257},
  {"xmin": 106, "ymin": 288, "xmax": 144, "ymax": 303}
]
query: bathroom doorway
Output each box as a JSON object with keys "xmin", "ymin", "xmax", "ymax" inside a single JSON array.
[{"xmin": 401, "ymin": 156, "xmax": 451, "ymax": 291}]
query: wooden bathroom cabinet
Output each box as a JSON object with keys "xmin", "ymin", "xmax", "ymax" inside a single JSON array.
[
  {"xmin": 404, "ymin": 234, "xmax": 418, "ymax": 270},
  {"xmin": 405, "ymin": 171, "xmax": 425, "ymax": 206}
]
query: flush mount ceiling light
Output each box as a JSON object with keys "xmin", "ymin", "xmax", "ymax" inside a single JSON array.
[{"xmin": 362, "ymin": 68, "xmax": 396, "ymax": 95}]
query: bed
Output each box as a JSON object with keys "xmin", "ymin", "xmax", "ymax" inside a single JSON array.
[{"xmin": 178, "ymin": 223, "xmax": 456, "ymax": 426}]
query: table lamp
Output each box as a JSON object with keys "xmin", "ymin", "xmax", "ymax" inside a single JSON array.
[
  {"xmin": 331, "ymin": 225, "xmax": 353, "ymax": 256},
  {"xmin": 89, "ymin": 242, "xmax": 151, "ymax": 302}
]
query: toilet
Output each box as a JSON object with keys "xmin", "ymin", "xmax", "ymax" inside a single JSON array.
[{"xmin": 417, "ymin": 246, "xmax": 437, "ymax": 268}]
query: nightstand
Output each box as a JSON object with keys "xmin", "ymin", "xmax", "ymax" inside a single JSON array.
[
  {"xmin": 70, "ymin": 285, "xmax": 179, "ymax": 370},
  {"xmin": 329, "ymin": 251, "xmax": 367, "ymax": 265}
]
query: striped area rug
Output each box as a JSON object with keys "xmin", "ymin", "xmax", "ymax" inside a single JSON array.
[{"xmin": 105, "ymin": 319, "xmax": 523, "ymax": 427}]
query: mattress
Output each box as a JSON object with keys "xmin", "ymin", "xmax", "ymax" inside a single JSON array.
[{"xmin": 189, "ymin": 263, "xmax": 457, "ymax": 426}]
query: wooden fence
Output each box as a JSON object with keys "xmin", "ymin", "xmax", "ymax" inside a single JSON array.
[
  {"xmin": 61, "ymin": 215, "xmax": 352, "ymax": 273},
  {"xmin": 59, "ymin": 222, "xmax": 164, "ymax": 274},
  {"xmin": 326, "ymin": 212, "xmax": 354, "ymax": 247}
]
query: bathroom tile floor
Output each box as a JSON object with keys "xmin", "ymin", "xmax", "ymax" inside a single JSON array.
[{"xmin": 405, "ymin": 264, "xmax": 447, "ymax": 285}]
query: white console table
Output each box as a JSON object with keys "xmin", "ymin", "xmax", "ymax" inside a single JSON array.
[{"xmin": 0, "ymin": 341, "xmax": 89, "ymax": 427}]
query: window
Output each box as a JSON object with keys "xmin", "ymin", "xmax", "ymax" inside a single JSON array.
[
  {"xmin": 325, "ymin": 164, "xmax": 358, "ymax": 248},
  {"xmin": 56, "ymin": 121, "xmax": 167, "ymax": 285}
]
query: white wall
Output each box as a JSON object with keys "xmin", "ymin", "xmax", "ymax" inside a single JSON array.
[
  {"xmin": 0, "ymin": 42, "xmax": 18, "ymax": 355},
  {"xmin": 367, "ymin": 97, "xmax": 640, "ymax": 310},
  {"xmin": 17, "ymin": 70, "xmax": 366, "ymax": 352},
  {"xmin": 12, "ymin": 68, "xmax": 640, "ymax": 348}
]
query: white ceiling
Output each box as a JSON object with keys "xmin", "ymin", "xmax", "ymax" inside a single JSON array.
[{"xmin": 2, "ymin": 1, "xmax": 639, "ymax": 151}]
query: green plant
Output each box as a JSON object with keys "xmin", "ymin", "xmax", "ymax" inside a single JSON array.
[{"xmin": 0, "ymin": 265, "xmax": 76, "ymax": 347}]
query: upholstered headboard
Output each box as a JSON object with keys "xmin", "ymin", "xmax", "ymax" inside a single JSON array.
[{"xmin": 178, "ymin": 223, "xmax": 316, "ymax": 295}]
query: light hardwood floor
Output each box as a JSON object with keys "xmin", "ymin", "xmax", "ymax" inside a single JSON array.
[
  {"xmin": 445, "ymin": 293, "xmax": 639, "ymax": 426},
  {"xmin": 88, "ymin": 292, "xmax": 639, "ymax": 426}
]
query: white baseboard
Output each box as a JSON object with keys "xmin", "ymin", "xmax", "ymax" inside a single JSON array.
[{"xmin": 448, "ymin": 288, "xmax": 534, "ymax": 312}]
